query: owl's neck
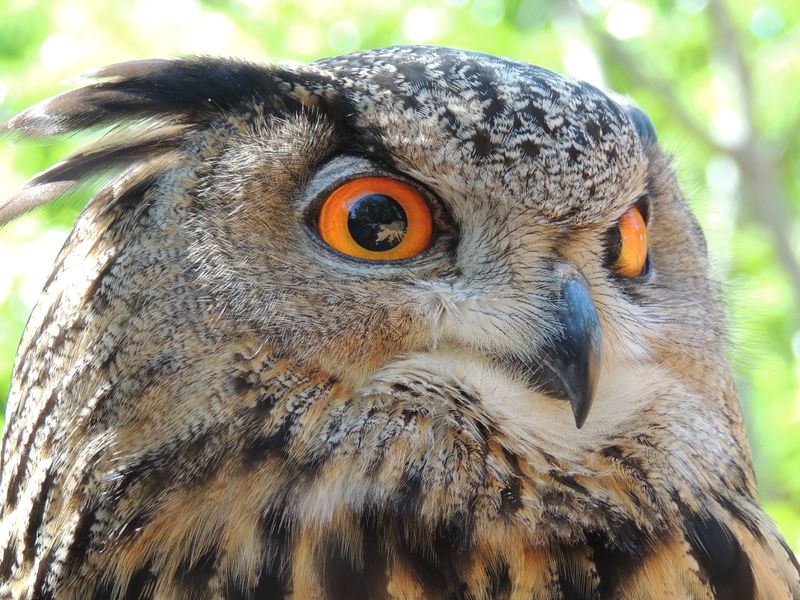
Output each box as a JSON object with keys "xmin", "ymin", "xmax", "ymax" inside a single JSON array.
[{"xmin": 4, "ymin": 334, "xmax": 796, "ymax": 598}]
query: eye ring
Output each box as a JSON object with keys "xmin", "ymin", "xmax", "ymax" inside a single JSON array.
[
  {"xmin": 317, "ymin": 177, "xmax": 433, "ymax": 261},
  {"xmin": 613, "ymin": 204, "xmax": 650, "ymax": 278}
]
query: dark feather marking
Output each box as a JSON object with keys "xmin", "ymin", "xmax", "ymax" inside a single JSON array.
[
  {"xmin": 233, "ymin": 371, "xmax": 258, "ymax": 394},
  {"xmin": 392, "ymin": 518, "xmax": 470, "ymax": 599},
  {"xmin": 600, "ymin": 445, "xmax": 647, "ymax": 480},
  {"xmin": 0, "ymin": 539, "xmax": 15, "ymax": 580},
  {"xmin": 487, "ymin": 559, "xmax": 511, "ymax": 599},
  {"xmin": 393, "ymin": 467, "xmax": 424, "ymax": 521},
  {"xmin": 91, "ymin": 580, "xmax": 115, "ymax": 600},
  {"xmin": 61, "ymin": 503, "xmax": 98, "ymax": 579},
  {"xmin": 121, "ymin": 561, "xmax": 156, "ymax": 600},
  {"xmin": 728, "ymin": 464, "xmax": 751, "ymax": 497},
  {"xmin": 94, "ymin": 168, "xmax": 162, "ymax": 221},
  {"xmin": 321, "ymin": 514, "xmax": 389, "ymax": 600},
  {"xmin": 712, "ymin": 492, "xmax": 765, "ymax": 543},
  {"xmin": 95, "ymin": 345, "xmax": 121, "ymax": 377},
  {"xmin": 539, "ymin": 449, "xmax": 560, "ymax": 467},
  {"xmin": 441, "ymin": 512, "xmax": 474, "ymax": 554},
  {"xmin": 108, "ymin": 429, "xmax": 222, "ymax": 516},
  {"xmin": 12, "ymin": 288, "xmax": 64, "ymax": 396},
  {"xmin": 175, "ymin": 545, "xmax": 218, "ymax": 597},
  {"xmin": 109, "ymin": 455, "xmax": 168, "ymax": 504},
  {"xmin": 586, "ymin": 530, "xmax": 636, "ymax": 599},
  {"xmin": 556, "ymin": 558, "xmax": 591, "ymax": 600},
  {"xmin": 499, "ymin": 445, "xmax": 524, "ymax": 478},
  {"xmin": 225, "ymin": 509, "xmax": 290, "ymax": 600},
  {"xmin": 600, "ymin": 445, "xmax": 657, "ymax": 501},
  {"xmin": 30, "ymin": 548, "xmax": 57, "ymax": 599},
  {"xmin": 4, "ymin": 385, "xmax": 61, "ymax": 509},
  {"xmin": 24, "ymin": 468, "xmax": 57, "ymax": 563},
  {"xmin": 360, "ymin": 514, "xmax": 391, "ymax": 597},
  {"xmin": 241, "ymin": 420, "xmax": 292, "ymax": 466},
  {"xmin": 684, "ymin": 513, "xmax": 755, "ymax": 600},
  {"xmin": 224, "ymin": 572, "xmax": 285, "ymax": 600},
  {"xmin": 600, "ymin": 507, "xmax": 648, "ymax": 559},
  {"xmin": 83, "ymin": 253, "xmax": 120, "ymax": 313},
  {"xmin": 548, "ymin": 471, "xmax": 589, "ymax": 496},
  {"xmin": 243, "ymin": 393, "xmax": 280, "ymax": 425},
  {"xmin": 31, "ymin": 587, "xmax": 55, "ymax": 600},
  {"xmin": 116, "ymin": 507, "xmax": 152, "ymax": 542},
  {"xmin": 47, "ymin": 314, "xmax": 86, "ymax": 354},
  {"xmin": 87, "ymin": 353, "xmax": 185, "ymax": 431}
]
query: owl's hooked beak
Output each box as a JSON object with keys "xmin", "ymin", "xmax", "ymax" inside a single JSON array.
[{"xmin": 506, "ymin": 269, "xmax": 603, "ymax": 429}]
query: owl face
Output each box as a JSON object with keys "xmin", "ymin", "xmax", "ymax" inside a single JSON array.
[{"xmin": 181, "ymin": 46, "xmax": 715, "ymax": 443}]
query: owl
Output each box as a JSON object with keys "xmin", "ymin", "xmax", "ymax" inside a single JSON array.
[{"xmin": 0, "ymin": 46, "xmax": 798, "ymax": 599}]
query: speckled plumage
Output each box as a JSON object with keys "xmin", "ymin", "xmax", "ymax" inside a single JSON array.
[{"xmin": 0, "ymin": 46, "xmax": 798, "ymax": 599}]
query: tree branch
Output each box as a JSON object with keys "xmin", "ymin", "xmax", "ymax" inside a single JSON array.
[{"xmin": 706, "ymin": 0, "xmax": 757, "ymax": 133}]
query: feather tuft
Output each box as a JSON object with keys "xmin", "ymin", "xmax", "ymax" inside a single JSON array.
[{"xmin": 1, "ymin": 57, "xmax": 303, "ymax": 225}]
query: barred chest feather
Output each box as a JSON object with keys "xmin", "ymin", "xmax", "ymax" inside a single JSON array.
[{"xmin": 3, "ymin": 341, "xmax": 798, "ymax": 599}]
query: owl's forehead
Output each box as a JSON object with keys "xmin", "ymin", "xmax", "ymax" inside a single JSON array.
[{"xmin": 306, "ymin": 46, "xmax": 648, "ymax": 224}]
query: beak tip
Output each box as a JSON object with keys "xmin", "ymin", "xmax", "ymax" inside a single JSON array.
[{"xmin": 570, "ymin": 395, "xmax": 592, "ymax": 429}]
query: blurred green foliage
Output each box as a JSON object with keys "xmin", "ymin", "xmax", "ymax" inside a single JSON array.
[{"xmin": 0, "ymin": 0, "xmax": 798, "ymax": 550}]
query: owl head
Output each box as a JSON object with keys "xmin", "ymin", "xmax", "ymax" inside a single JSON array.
[
  {"xmin": 4, "ymin": 46, "xmax": 786, "ymax": 599},
  {"xmin": 2, "ymin": 46, "xmax": 724, "ymax": 438}
]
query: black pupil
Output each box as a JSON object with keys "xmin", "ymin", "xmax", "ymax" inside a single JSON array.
[{"xmin": 347, "ymin": 194, "xmax": 408, "ymax": 252}]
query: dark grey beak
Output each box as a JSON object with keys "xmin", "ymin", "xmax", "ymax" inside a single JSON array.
[{"xmin": 508, "ymin": 270, "xmax": 603, "ymax": 429}]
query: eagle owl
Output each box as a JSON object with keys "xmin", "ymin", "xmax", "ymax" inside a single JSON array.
[{"xmin": 0, "ymin": 46, "xmax": 798, "ymax": 599}]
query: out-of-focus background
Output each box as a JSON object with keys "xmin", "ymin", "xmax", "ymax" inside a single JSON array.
[{"xmin": 0, "ymin": 0, "xmax": 798, "ymax": 548}]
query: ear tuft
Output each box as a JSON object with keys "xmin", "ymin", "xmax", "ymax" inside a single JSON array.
[{"xmin": 1, "ymin": 57, "xmax": 299, "ymax": 225}]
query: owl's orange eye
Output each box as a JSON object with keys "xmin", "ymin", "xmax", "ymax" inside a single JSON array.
[
  {"xmin": 614, "ymin": 205, "xmax": 649, "ymax": 278},
  {"xmin": 317, "ymin": 177, "xmax": 433, "ymax": 261}
]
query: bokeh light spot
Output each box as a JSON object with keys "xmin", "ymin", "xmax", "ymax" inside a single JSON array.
[
  {"xmin": 706, "ymin": 155, "xmax": 741, "ymax": 195},
  {"xmin": 182, "ymin": 12, "xmax": 236, "ymax": 53},
  {"xmin": 39, "ymin": 33, "xmax": 81, "ymax": 71},
  {"xmin": 402, "ymin": 8, "xmax": 441, "ymax": 43},
  {"xmin": 287, "ymin": 23, "xmax": 323, "ymax": 55},
  {"xmin": 677, "ymin": 0, "xmax": 708, "ymax": 14},
  {"xmin": 605, "ymin": 2, "xmax": 652, "ymax": 40},
  {"xmin": 711, "ymin": 107, "xmax": 748, "ymax": 148},
  {"xmin": 750, "ymin": 5, "xmax": 784, "ymax": 40}
]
